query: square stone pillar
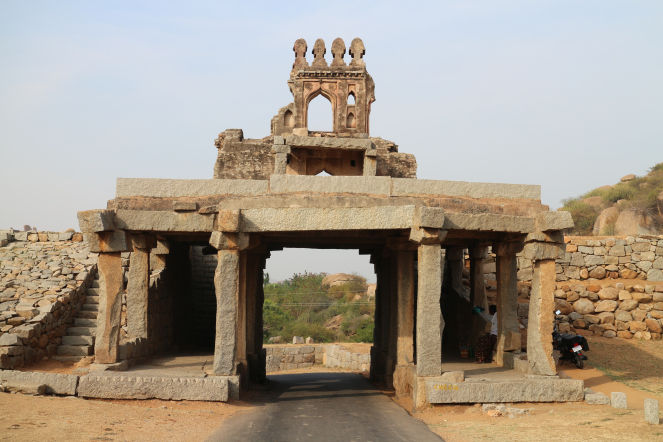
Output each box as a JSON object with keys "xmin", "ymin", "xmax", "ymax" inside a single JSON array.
[
  {"xmin": 528, "ymin": 259, "xmax": 557, "ymax": 375},
  {"xmin": 271, "ymin": 145, "xmax": 291, "ymax": 174},
  {"xmin": 393, "ymin": 249, "xmax": 415, "ymax": 396},
  {"xmin": 369, "ymin": 253, "xmax": 385, "ymax": 382},
  {"xmin": 95, "ymin": 252, "xmax": 123, "ymax": 364},
  {"xmin": 522, "ymin": 240, "xmax": 565, "ymax": 375},
  {"xmin": 210, "ymin": 232, "xmax": 242, "ymax": 376},
  {"xmin": 416, "ymin": 243, "xmax": 444, "ymax": 376},
  {"xmin": 494, "ymin": 242, "xmax": 522, "ymax": 366},
  {"xmin": 363, "ymin": 149, "xmax": 377, "ymax": 176},
  {"xmin": 469, "ymin": 245, "xmax": 488, "ymax": 345},
  {"xmin": 127, "ymin": 235, "xmax": 155, "ymax": 339}
]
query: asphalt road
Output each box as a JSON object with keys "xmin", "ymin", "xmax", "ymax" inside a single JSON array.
[{"xmin": 208, "ymin": 372, "xmax": 442, "ymax": 442}]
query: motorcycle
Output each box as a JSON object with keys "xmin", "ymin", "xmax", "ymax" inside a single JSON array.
[{"xmin": 553, "ymin": 310, "xmax": 589, "ymax": 369}]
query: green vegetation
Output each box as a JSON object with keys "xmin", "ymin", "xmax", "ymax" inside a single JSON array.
[
  {"xmin": 560, "ymin": 162, "xmax": 663, "ymax": 235},
  {"xmin": 262, "ymin": 272, "xmax": 374, "ymax": 344}
]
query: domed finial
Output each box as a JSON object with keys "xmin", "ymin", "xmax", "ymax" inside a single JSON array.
[
  {"xmin": 292, "ymin": 38, "xmax": 308, "ymax": 70},
  {"xmin": 349, "ymin": 38, "xmax": 365, "ymax": 67},
  {"xmin": 312, "ymin": 39, "xmax": 328, "ymax": 68},
  {"xmin": 331, "ymin": 38, "xmax": 346, "ymax": 67}
]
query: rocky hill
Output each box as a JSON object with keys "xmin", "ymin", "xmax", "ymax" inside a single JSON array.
[{"xmin": 561, "ymin": 163, "xmax": 663, "ymax": 235}]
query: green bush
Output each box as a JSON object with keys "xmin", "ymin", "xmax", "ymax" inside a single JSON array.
[{"xmin": 560, "ymin": 200, "xmax": 600, "ymax": 235}]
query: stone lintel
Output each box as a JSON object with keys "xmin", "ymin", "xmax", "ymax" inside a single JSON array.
[
  {"xmin": 284, "ymin": 135, "xmax": 374, "ymax": 150},
  {"xmin": 269, "ymin": 175, "xmax": 390, "ymax": 195},
  {"xmin": 240, "ymin": 206, "xmax": 414, "ymax": 232},
  {"xmin": 444, "ymin": 213, "xmax": 534, "ymax": 233},
  {"xmin": 78, "ymin": 210, "xmax": 115, "ymax": 233},
  {"xmin": 116, "ymin": 178, "xmax": 268, "ymax": 198},
  {"xmin": 536, "ymin": 211, "xmax": 574, "ymax": 231},
  {"xmin": 85, "ymin": 231, "xmax": 129, "ymax": 253},
  {"xmin": 524, "ymin": 231, "xmax": 564, "ymax": 243},
  {"xmin": 392, "ymin": 179, "xmax": 541, "ymax": 200},
  {"xmin": 425, "ymin": 379, "xmax": 584, "ymax": 404},
  {"xmin": 522, "ymin": 241, "xmax": 565, "ymax": 261},
  {"xmin": 215, "ymin": 209, "xmax": 241, "ymax": 232},
  {"xmin": 172, "ymin": 201, "xmax": 197, "ymax": 212},
  {"xmin": 114, "ymin": 210, "xmax": 214, "ymax": 232}
]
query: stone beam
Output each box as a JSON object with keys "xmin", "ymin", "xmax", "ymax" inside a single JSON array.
[
  {"xmin": 284, "ymin": 135, "xmax": 374, "ymax": 150},
  {"xmin": 269, "ymin": 175, "xmax": 390, "ymax": 195},
  {"xmin": 114, "ymin": 210, "xmax": 214, "ymax": 232},
  {"xmin": 535, "ymin": 211, "xmax": 574, "ymax": 232},
  {"xmin": 240, "ymin": 206, "xmax": 415, "ymax": 232},
  {"xmin": 494, "ymin": 243, "xmax": 521, "ymax": 366},
  {"xmin": 443, "ymin": 213, "xmax": 535, "ymax": 233},
  {"xmin": 84, "ymin": 231, "xmax": 129, "ymax": 253},
  {"xmin": 116, "ymin": 178, "xmax": 268, "ymax": 198},
  {"xmin": 78, "ymin": 210, "xmax": 115, "ymax": 233},
  {"xmin": 392, "ymin": 179, "xmax": 541, "ymax": 200}
]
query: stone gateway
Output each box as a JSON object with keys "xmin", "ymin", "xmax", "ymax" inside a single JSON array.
[{"xmin": 77, "ymin": 38, "xmax": 576, "ymax": 406}]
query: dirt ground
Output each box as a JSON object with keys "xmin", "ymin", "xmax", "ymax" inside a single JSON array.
[{"xmin": 0, "ymin": 393, "xmax": 250, "ymax": 442}]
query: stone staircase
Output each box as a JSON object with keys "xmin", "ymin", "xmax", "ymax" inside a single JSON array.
[{"xmin": 54, "ymin": 274, "xmax": 99, "ymax": 361}]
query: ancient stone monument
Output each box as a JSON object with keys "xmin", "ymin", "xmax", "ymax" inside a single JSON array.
[{"xmin": 77, "ymin": 38, "xmax": 576, "ymax": 406}]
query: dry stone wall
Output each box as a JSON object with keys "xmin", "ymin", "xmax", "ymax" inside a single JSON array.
[
  {"xmin": 265, "ymin": 344, "xmax": 370, "ymax": 372},
  {"xmin": 0, "ymin": 231, "xmax": 97, "ymax": 368}
]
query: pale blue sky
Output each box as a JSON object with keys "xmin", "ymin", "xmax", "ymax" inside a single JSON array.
[{"xmin": 1, "ymin": 1, "xmax": 662, "ymax": 281}]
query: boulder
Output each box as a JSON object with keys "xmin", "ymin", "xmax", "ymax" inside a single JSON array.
[
  {"xmin": 595, "ymin": 300, "xmax": 618, "ymax": 312},
  {"xmin": 619, "ymin": 299, "xmax": 638, "ymax": 311},
  {"xmin": 614, "ymin": 210, "xmax": 658, "ymax": 236},
  {"xmin": 573, "ymin": 298, "xmax": 595, "ymax": 315},
  {"xmin": 620, "ymin": 174, "xmax": 636, "ymax": 182},
  {"xmin": 592, "ymin": 207, "xmax": 619, "ymax": 236},
  {"xmin": 645, "ymin": 318, "xmax": 662, "ymax": 333},
  {"xmin": 614, "ymin": 310, "xmax": 633, "ymax": 322},
  {"xmin": 598, "ymin": 287, "xmax": 618, "ymax": 300},
  {"xmin": 589, "ymin": 267, "xmax": 606, "ymax": 279}
]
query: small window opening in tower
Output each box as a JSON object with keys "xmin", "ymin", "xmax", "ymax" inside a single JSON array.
[
  {"xmin": 307, "ymin": 94, "xmax": 333, "ymax": 132},
  {"xmin": 348, "ymin": 91, "xmax": 356, "ymax": 105}
]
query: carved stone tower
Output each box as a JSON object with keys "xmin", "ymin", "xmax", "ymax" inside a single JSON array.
[{"xmin": 271, "ymin": 37, "xmax": 375, "ymax": 137}]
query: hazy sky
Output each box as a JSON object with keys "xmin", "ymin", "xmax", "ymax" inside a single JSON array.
[{"xmin": 1, "ymin": 1, "xmax": 662, "ymax": 281}]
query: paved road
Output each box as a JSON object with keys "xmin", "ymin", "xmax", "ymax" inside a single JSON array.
[{"xmin": 208, "ymin": 372, "xmax": 442, "ymax": 442}]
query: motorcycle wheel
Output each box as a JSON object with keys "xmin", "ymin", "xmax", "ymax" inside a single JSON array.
[{"xmin": 574, "ymin": 353, "xmax": 584, "ymax": 369}]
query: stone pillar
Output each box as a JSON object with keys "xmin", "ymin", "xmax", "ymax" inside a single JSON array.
[
  {"xmin": 127, "ymin": 235, "xmax": 155, "ymax": 339},
  {"xmin": 445, "ymin": 247, "xmax": 465, "ymax": 297},
  {"xmin": 494, "ymin": 242, "xmax": 522, "ymax": 366},
  {"xmin": 393, "ymin": 249, "xmax": 415, "ymax": 396},
  {"xmin": 369, "ymin": 253, "xmax": 384, "ymax": 382},
  {"xmin": 363, "ymin": 149, "xmax": 377, "ymax": 176},
  {"xmin": 271, "ymin": 144, "xmax": 291, "ymax": 174},
  {"xmin": 522, "ymin": 239, "xmax": 565, "ymax": 376},
  {"xmin": 469, "ymin": 245, "xmax": 488, "ymax": 346},
  {"xmin": 210, "ymin": 231, "xmax": 241, "ymax": 375},
  {"xmin": 385, "ymin": 251, "xmax": 399, "ymax": 388},
  {"xmin": 416, "ymin": 243, "xmax": 444, "ymax": 376},
  {"xmin": 95, "ymin": 252, "xmax": 123, "ymax": 364}
]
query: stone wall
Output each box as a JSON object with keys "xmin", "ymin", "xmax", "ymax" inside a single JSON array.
[
  {"xmin": 264, "ymin": 344, "xmax": 370, "ymax": 372},
  {"xmin": 0, "ymin": 232, "xmax": 97, "ymax": 368}
]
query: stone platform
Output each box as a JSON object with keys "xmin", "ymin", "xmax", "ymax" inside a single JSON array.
[{"xmin": 424, "ymin": 360, "xmax": 584, "ymax": 404}]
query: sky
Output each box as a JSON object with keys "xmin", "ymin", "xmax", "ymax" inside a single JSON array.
[{"xmin": 1, "ymin": 1, "xmax": 662, "ymax": 282}]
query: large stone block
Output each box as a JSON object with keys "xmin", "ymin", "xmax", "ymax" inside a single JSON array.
[
  {"xmin": 269, "ymin": 175, "xmax": 390, "ymax": 195},
  {"xmin": 77, "ymin": 375, "xmax": 229, "ymax": 401},
  {"xmin": 114, "ymin": 210, "xmax": 214, "ymax": 232},
  {"xmin": 426, "ymin": 379, "xmax": 584, "ymax": 404},
  {"xmin": 84, "ymin": 231, "xmax": 129, "ymax": 253},
  {"xmin": 536, "ymin": 211, "xmax": 574, "ymax": 231},
  {"xmin": 443, "ymin": 213, "xmax": 535, "ymax": 233},
  {"xmin": 392, "ymin": 179, "xmax": 541, "ymax": 200},
  {"xmin": 0, "ymin": 370, "xmax": 78, "ymax": 395},
  {"xmin": 284, "ymin": 135, "xmax": 374, "ymax": 151},
  {"xmin": 77, "ymin": 210, "xmax": 115, "ymax": 233},
  {"xmin": 116, "ymin": 178, "xmax": 268, "ymax": 198}
]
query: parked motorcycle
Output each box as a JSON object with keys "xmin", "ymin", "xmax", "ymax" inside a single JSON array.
[{"xmin": 553, "ymin": 310, "xmax": 589, "ymax": 369}]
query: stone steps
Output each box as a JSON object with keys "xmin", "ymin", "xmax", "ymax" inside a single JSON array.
[
  {"xmin": 54, "ymin": 273, "xmax": 101, "ymax": 363},
  {"xmin": 62, "ymin": 335, "xmax": 94, "ymax": 346},
  {"xmin": 57, "ymin": 345, "xmax": 93, "ymax": 356}
]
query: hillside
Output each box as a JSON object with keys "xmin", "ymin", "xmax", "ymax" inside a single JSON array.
[
  {"xmin": 263, "ymin": 272, "xmax": 375, "ymax": 344},
  {"xmin": 560, "ymin": 162, "xmax": 663, "ymax": 235}
]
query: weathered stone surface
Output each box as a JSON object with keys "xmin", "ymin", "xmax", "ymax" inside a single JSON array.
[
  {"xmin": 611, "ymin": 392, "xmax": 627, "ymax": 409},
  {"xmin": 127, "ymin": 248, "xmax": 149, "ymax": 339},
  {"xmin": 645, "ymin": 398, "xmax": 660, "ymax": 425},
  {"xmin": 585, "ymin": 392, "xmax": 610, "ymax": 405},
  {"xmin": 77, "ymin": 210, "xmax": 115, "ymax": 233},
  {"xmin": 113, "ymin": 210, "xmax": 214, "ymax": 232},
  {"xmin": 77, "ymin": 375, "xmax": 229, "ymax": 401},
  {"xmin": 416, "ymin": 244, "xmax": 442, "ymax": 376},
  {"xmin": 0, "ymin": 370, "xmax": 78, "ymax": 395},
  {"xmin": 84, "ymin": 231, "xmax": 129, "ymax": 253},
  {"xmin": 0, "ymin": 334, "xmax": 21, "ymax": 346},
  {"xmin": 426, "ymin": 379, "xmax": 584, "ymax": 404},
  {"xmin": 392, "ymin": 179, "xmax": 540, "ymax": 200},
  {"xmin": 240, "ymin": 206, "xmax": 414, "ymax": 232},
  {"xmin": 270, "ymin": 175, "xmax": 390, "ymax": 195},
  {"xmin": 95, "ymin": 253, "xmax": 123, "ymax": 364},
  {"xmin": 443, "ymin": 213, "xmax": 534, "ymax": 233},
  {"xmin": 527, "ymin": 260, "xmax": 556, "ymax": 375},
  {"xmin": 285, "ymin": 135, "xmax": 374, "ymax": 151},
  {"xmin": 573, "ymin": 298, "xmax": 595, "ymax": 315},
  {"xmin": 598, "ymin": 287, "xmax": 618, "ymax": 300},
  {"xmin": 595, "ymin": 300, "xmax": 618, "ymax": 312},
  {"xmin": 172, "ymin": 201, "xmax": 197, "ymax": 212},
  {"xmin": 116, "ymin": 178, "xmax": 268, "ymax": 197},
  {"xmin": 536, "ymin": 211, "xmax": 574, "ymax": 231},
  {"xmin": 522, "ymin": 242, "xmax": 565, "ymax": 261},
  {"xmin": 213, "ymin": 250, "xmax": 239, "ymax": 375}
]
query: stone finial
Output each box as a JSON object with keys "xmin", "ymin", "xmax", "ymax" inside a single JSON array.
[
  {"xmin": 312, "ymin": 38, "xmax": 328, "ymax": 67},
  {"xmin": 349, "ymin": 37, "xmax": 365, "ymax": 67},
  {"xmin": 292, "ymin": 38, "xmax": 308, "ymax": 70},
  {"xmin": 331, "ymin": 38, "xmax": 346, "ymax": 67}
]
